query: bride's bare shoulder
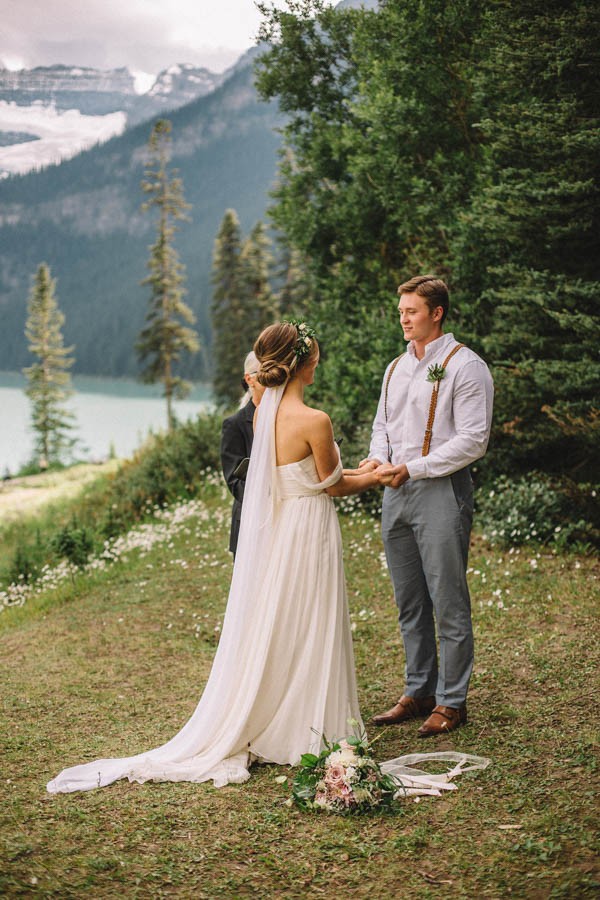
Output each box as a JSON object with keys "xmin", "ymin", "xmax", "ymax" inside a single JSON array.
[
  {"xmin": 280, "ymin": 398, "xmax": 332, "ymax": 435},
  {"xmin": 300, "ymin": 403, "xmax": 331, "ymax": 422},
  {"xmin": 302, "ymin": 406, "xmax": 333, "ymax": 436}
]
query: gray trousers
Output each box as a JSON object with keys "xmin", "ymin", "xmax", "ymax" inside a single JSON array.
[{"xmin": 381, "ymin": 468, "xmax": 474, "ymax": 707}]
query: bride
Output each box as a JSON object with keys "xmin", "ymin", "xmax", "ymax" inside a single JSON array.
[{"xmin": 47, "ymin": 322, "xmax": 379, "ymax": 793}]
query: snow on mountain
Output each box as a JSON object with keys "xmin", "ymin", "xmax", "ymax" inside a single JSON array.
[
  {"xmin": 0, "ymin": 101, "xmax": 126, "ymax": 176},
  {"xmin": 0, "ymin": 63, "xmax": 226, "ymax": 175},
  {"xmin": 146, "ymin": 64, "xmax": 222, "ymax": 100}
]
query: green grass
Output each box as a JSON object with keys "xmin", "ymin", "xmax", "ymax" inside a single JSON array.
[{"xmin": 0, "ymin": 482, "xmax": 598, "ymax": 898}]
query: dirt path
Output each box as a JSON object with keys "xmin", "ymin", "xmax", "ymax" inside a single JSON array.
[{"xmin": 0, "ymin": 460, "xmax": 121, "ymax": 522}]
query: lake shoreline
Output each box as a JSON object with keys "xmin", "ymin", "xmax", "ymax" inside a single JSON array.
[{"xmin": 0, "ymin": 372, "xmax": 214, "ymax": 476}]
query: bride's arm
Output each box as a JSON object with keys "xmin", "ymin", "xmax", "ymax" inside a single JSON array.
[{"xmin": 309, "ymin": 412, "xmax": 379, "ymax": 497}]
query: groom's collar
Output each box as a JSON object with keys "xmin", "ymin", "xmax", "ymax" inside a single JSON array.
[{"xmin": 407, "ymin": 332, "xmax": 455, "ymax": 359}]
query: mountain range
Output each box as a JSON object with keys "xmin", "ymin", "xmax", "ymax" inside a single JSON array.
[
  {"xmin": 0, "ymin": 63, "xmax": 224, "ymax": 126},
  {"xmin": 0, "ymin": 48, "xmax": 283, "ymax": 379},
  {"xmin": 0, "ymin": 0, "xmax": 378, "ymax": 381},
  {"xmin": 0, "ymin": 62, "xmax": 231, "ymax": 177}
]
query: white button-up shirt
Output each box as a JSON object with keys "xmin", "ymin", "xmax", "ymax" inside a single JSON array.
[{"xmin": 368, "ymin": 333, "xmax": 494, "ymax": 480}]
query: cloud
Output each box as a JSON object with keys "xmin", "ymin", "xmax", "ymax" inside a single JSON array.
[{"xmin": 1, "ymin": 0, "xmax": 264, "ymax": 73}]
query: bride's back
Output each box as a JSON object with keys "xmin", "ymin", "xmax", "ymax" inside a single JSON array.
[{"xmin": 274, "ymin": 395, "xmax": 322, "ymax": 466}]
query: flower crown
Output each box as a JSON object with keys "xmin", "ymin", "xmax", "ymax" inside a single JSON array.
[{"xmin": 286, "ymin": 319, "xmax": 317, "ymax": 360}]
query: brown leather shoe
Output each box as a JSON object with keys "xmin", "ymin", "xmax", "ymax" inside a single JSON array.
[
  {"xmin": 371, "ymin": 695, "xmax": 436, "ymax": 726},
  {"xmin": 417, "ymin": 704, "xmax": 467, "ymax": 737}
]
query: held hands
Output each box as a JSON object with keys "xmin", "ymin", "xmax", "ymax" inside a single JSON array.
[
  {"xmin": 357, "ymin": 458, "xmax": 409, "ymax": 489},
  {"xmin": 374, "ymin": 463, "xmax": 409, "ymax": 489},
  {"xmin": 357, "ymin": 457, "xmax": 380, "ymax": 472}
]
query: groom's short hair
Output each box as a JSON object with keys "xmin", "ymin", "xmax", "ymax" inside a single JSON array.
[{"xmin": 397, "ymin": 275, "xmax": 449, "ymax": 324}]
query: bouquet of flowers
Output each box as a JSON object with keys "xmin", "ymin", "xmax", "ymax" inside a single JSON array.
[{"xmin": 288, "ymin": 731, "xmax": 402, "ymax": 814}]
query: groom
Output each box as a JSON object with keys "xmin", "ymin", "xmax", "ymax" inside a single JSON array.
[{"xmin": 361, "ymin": 275, "xmax": 494, "ymax": 736}]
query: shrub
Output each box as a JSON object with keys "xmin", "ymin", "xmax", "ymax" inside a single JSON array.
[
  {"xmin": 475, "ymin": 473, "xmax": 599, "ymax": 550},
  {"xmin": 1, "ymin": 412, "xmax": 223, "ymax": 590},
  {"xmin": 50, "ymin": 521, "xmax": 95, "ymax": 568},
  {"xmin": 92, "ymin": 411, "xmax": 223, "ymax": 536}
]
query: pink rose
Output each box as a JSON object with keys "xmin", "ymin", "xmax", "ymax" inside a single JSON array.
[{"xmin": 324, "ymin": 764, "xmax": 346, "ymax": 789}]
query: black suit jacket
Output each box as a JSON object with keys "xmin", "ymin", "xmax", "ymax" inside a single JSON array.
[{"xmin": 220, "ymin": 400, "xmax": 255, "ymax": 554}]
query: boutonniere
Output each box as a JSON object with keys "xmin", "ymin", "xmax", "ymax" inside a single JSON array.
[{"xmin": 426, "ymin": 363, "xmax": 446, "ymax": 384}]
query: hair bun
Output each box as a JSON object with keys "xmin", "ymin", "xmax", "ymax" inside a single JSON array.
[{"xmin": 257, "ymin": 360, "xmax": 290, "ymax": 388}]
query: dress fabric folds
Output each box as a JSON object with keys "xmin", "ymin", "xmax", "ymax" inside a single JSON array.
[{"xmin": 47, "ymin": 385, "xmax": 362, "ymax": 793}]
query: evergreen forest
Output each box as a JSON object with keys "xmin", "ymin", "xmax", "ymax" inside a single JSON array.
[{"xmin": 239, "ymin": 0, "xmax": 598, "ymax": 542}]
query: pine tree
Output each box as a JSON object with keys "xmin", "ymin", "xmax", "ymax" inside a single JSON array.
[
  {"xmin": 273, "ymin": 239, "xmax": 312, "ymax": 317},
  {"xmin": 137, "ymin": 119, "xmax": 199, "ymax": 430},
  {"xmin": 23, "ymin": 263, "xmax": 76, "ymax": 467},
  {"xmin": 256, "ymin": 0, "xmax": 484, "ymax": 444},
  {"xmin": 239, "ymin": 222, "xmax": 279, "ymax": 339},
  {"xmin": 211, "ymin": 215, "xmax": 278, "ymax": 406},
  {"xmin": 211, "ymin": 209, "xmax": 244, "ymax": 406},
  {"xmin": 461, "ymin": 0, "xmax": 600, "ymax": 480}
]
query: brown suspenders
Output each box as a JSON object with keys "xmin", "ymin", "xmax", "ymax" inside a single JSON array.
[
  {"xmin": 421, "ymin": 343, "xmax": 464, "ymax": 456},
  {"xmin": 383, "ymin": 343, "xmax": 465, "ymax": 461},
  {"xmin": 384, "ymin": 354, "xmax": 403, "ymax": 463}
]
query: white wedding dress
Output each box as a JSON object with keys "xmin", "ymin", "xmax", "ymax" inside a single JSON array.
[
  {"xmin": 47, "ymin": 384, "xmax": 490, "ymax": 796},
  {"xmin": 47, "ymin": 385, "xmax": 362, "ymax": 793}
]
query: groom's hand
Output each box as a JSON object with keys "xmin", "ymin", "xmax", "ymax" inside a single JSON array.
[{"xmin": 374, "ymin": 463, "xmax": 409, "ymax": 488}]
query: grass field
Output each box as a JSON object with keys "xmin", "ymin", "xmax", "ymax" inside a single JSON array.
[
  {"xmin": 0, "ymin": 462, "xmax": 121, "ymax": 523},
  {"xmin": 1, "ymin": 480, "xmax": 598, "ymax": 898}
]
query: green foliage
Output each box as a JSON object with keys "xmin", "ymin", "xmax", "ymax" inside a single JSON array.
[
  {"xmin": 461, "ymin": 0, "xmax": 600, "ymax": 482},
  {"xmin": 7, "ymin": 541, "xmax": 44, "ymax": 585},
  {"xmin": 476, "ymin": 474, "xmax": 599, "ymax": 550},
  {"xmin": 239, "ymin": 221, "xmax": 279, "ymax": 336},
  {"xmin": 273, "ymin": 239, "xmax": 314, "ymax": 317},
  {"xmin": 256, "ymin": 0, "xmax": 485, "ymax": 443},
  {"xmin": 211, "ymin": 212, "xmax": 279, "ymax": 406},
  {"xmin": 23, "ymin": 263, "xmax": 77, "ymax": 465},
  {"xmin": 50, "ymin": 520, "xmax": 94, "ymax": 568},
  {"xmin": 1, "ymin": 412, "xmax": 222, "ymax": 590},
  {"xmin": 255, "ymin": 0, "xmax": 600, "ymax": 525},
  {"xmin": 90, "ymin": 412, "xmax": 223, "ymax": 538},
  {"xmin": 211, "ymin": 209, "xmax": 245, "ymax": 405},
  {"xmin": 289, "ymin": 731, "xmax": 401, "ymax": 815},
  {"xmin": 137, "ymin": 119, "xmax": 200, "ymax": 430},
  {"xmin": 16, "ymin": 459, "xmax": 66, "ymax": 478}
]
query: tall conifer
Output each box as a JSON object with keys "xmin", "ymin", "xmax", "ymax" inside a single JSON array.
[
  {"xmin": 239, "ymin": 221, "xmax": 279, "ymax": 339},
  {"xmin": 137, "ymin": 119, "xmax": 199, "ymax": 430},
  {"xmin": 211, "ymin": 215, "xmax": 277, "ymax": 406},
  {"xmin": 23, "ymin": 263, "xmax": 76, "ymax": 466},
  {"xmin": 274, "ymin": 241, "xmax": 312, "ymax": 317},
  {"xmin": 462, "ymin": 0, "xmax": 600, "ymax": 479},
  {"xmin": 211, "ymin": 209, "xmax": 244, "ymax": 406}
]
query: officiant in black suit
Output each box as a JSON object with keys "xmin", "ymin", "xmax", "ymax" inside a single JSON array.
[{"xmin": 220, "ymin": 351, "xmax": 265, "ymax": 555}]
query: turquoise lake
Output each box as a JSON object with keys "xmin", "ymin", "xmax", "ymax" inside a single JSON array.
[{"xmin": 0, "ymin": 372, "xmax": 214, "ymax": 475}]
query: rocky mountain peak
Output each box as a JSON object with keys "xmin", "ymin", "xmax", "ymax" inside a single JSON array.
[{"xmin": 147, "ymin": 64, "xmax": 222, "ymax": 102}]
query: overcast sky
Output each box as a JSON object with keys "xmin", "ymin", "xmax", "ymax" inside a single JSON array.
[{"xmin": 1, "ymin": 0, "xmax": 336, "ymax": 78}]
